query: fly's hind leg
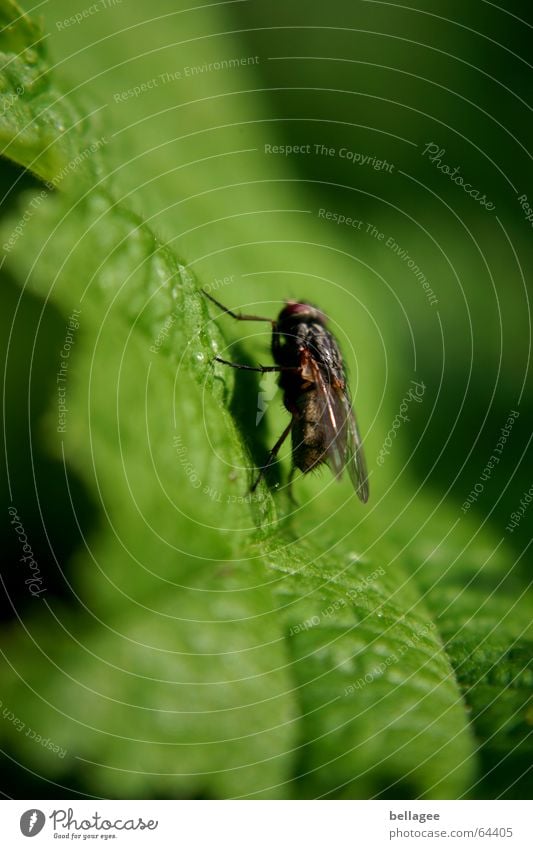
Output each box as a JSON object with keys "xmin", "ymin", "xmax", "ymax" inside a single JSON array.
[
  {"xmin": 287, "ymin": 465, "xmax": 299, "ymax": 506},
  {"xmin": 251, "ymin": 420, "xmax": 293, "ymax": 492}
]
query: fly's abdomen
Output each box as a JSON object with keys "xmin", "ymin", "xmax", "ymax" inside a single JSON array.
[{"xmin": 291, "ymin": 391, "xmax": 327, "ymax": 473}]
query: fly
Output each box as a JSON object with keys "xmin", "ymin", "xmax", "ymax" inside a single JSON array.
[{"xmin": 203, "ymin": 291, "xmax": 369, "ymax": 503}]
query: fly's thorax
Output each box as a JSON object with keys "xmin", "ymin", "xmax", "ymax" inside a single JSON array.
[
  {"xmin": 275, "ymin": 319, "xmax": 339, "ymax": 367},
  {"xmin": 279, "ymin": 319, "xmax": 311, "ymax": 346}
]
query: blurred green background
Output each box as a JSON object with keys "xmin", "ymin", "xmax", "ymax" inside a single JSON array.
[{"xmin": 1, "ymin": 0, "xmax": 532, "ymax": 800}]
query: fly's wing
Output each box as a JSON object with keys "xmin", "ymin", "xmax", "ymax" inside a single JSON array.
[
  {"xmin": 343, "ymin": 391, "xmax": 370, "ymax": 503},
  {"xmin": 309, "ymin": 356, "xmax": 370, "ymax": 503}
]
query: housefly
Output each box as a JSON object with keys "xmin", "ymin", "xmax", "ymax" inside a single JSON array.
[{"xmin": 203, "ymin": 292, "xmax": 369, "ymax": 503}]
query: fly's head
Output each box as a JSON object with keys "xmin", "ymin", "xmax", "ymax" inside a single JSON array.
[{"xmin": 277, "ymin": 301, "xmax": 328, "ymax": 338}]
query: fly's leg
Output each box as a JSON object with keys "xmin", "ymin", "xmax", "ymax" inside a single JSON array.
[
  {"xmin": 215, "ymin": 357, "xmax": 299, "ymax": 375},
  {"xmin": 215, "ymin": 358, "xmax": 286, "ymax": 373},
  {"xmin": 251, "ymin": 420, "xmax": 293, "ymax": 492},
  {"xmin": 203, "ymin": 290, "xmax": 275, "ymax": 325},
  {"xmin": 204, "ymin": 289, "xmax": 295, "ymax": 493},
  {"xmin": 204, "ymin": 290, "xmax": 284, "ymax": 372},
  {"xmin": 287, "ymin": 466, "xmax": 299, "ymax": 506}
]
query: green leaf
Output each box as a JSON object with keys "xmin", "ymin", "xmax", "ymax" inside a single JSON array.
[
  {"xmin": 1, "ymin": 180, "xmax": 479, "ymax": 797},
  {"xmin": 263, "ymin": 538, "xmax": 476, "ymax": 798},
  {"xmin": 0, "ymin": 1, "xmax": 94, "ymax": 187},
  {"xmin": 1, "ymin": 183, "xmax": 295, "ymax": 798}
]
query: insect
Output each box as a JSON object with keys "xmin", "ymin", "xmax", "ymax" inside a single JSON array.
[{"xmin": 203, "ymin": 291, "xmax": 369, "ymax": 503}]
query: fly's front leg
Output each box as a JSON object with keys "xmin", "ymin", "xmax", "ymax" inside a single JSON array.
[
  {"xmin": 251, "ymin": 420, "xmax": 293, "ymax": 492},
  {"xmin": 215, "ymin": 358, "xmax": 285, "ymax": 373},
  {"xmin": 203, "ymin": 290, "xmax": 275, "ymax": 325},
  {"xmin": 204, "ymin": 291, "xmax": 281, "ymax": 372}
]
